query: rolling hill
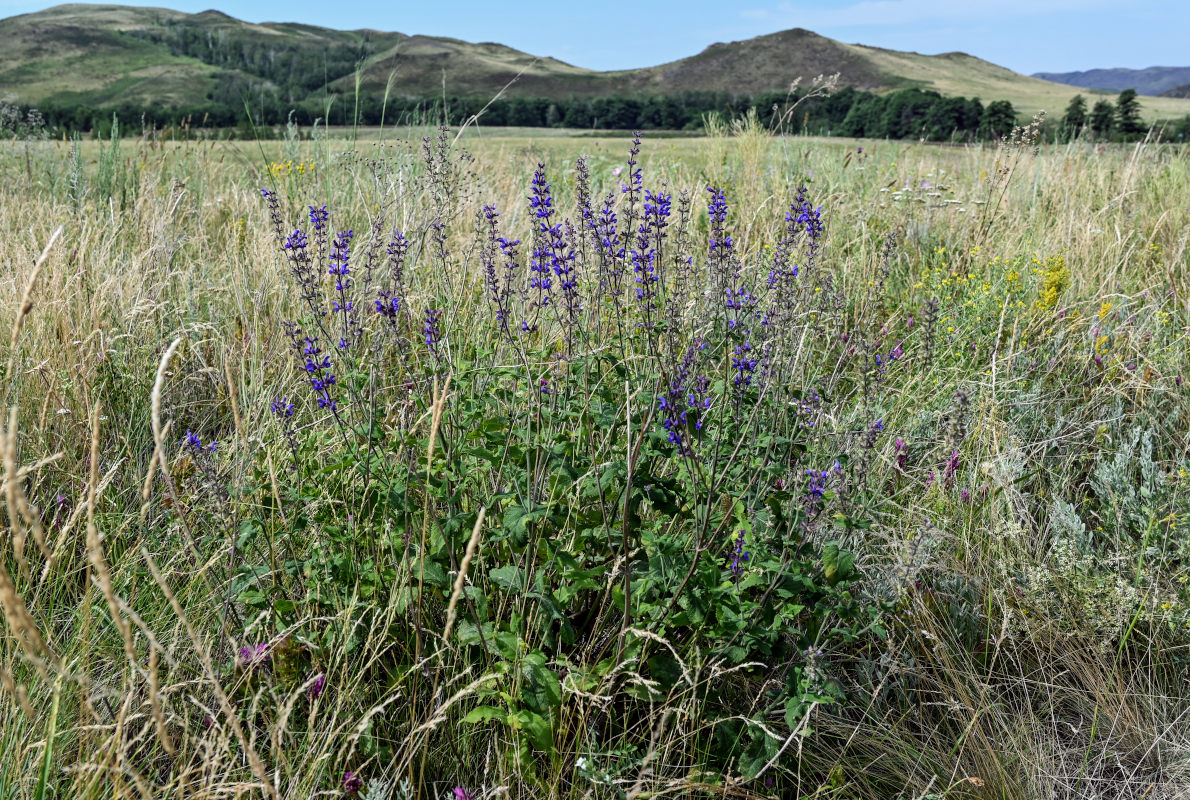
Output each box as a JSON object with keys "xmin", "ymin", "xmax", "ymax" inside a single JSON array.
[
  {"xmin": 1033, "ymin": 66, "xmax": 1190, "ymax": 96},
  {"xmin": 3, "ymin": 4, "xmax": 1190, "ymax": 123}
]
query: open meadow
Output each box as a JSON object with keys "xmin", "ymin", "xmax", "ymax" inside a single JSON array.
[{"xmin": 0, "ymin": 122, "xmax": 1189, "ymax": 799}]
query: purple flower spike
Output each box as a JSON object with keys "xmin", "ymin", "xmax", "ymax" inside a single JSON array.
[
  {"xmin": 424, "ymin": 308, "xmax": 445, "ymax": 363},
  {"xmin": 728, "ymin": 529, "xmax": 751, "ymax": 578}
]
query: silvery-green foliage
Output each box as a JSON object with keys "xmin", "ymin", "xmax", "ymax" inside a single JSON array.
[
  {"xmin": 67, "ymin": 134, "xmax": 84, "ymax": 208},
  {"xmin": 1047, "ymin": 498, "xmax": 1090, "ymax": 559},
  {"xmin": 360, "ymin": 777, "xmax": 395, "ymax": 800},
  {"xmin": 1090, "ymin": 427, "xmax": 1158, "ymax": 536},
  {"xmin": 284, "ymin": 110, "xmax": 302, "ymax": 161}
]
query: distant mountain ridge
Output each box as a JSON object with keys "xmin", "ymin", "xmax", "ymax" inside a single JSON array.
[
  {"xmin": 3, "ymin": 4, "xmax": 1190, "ymax": 122},
  {"xmin": 1032, "ymin": 66, "xmax": 1190, "ymax": 96}
]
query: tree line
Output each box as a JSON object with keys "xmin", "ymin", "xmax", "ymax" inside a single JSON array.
[
  {"xmin": 14, "ymin": 84, "xmax": 1190, "ymax": 143},
  {"xmin": 25, "ymin": 86, "xmax": 1016, "ymax": 141}
]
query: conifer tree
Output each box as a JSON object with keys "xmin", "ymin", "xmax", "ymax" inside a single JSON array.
[
  {"xmin": 1090, "ymin": 100, "xmax": 1115, "ymax": 138},
  {"xmin": 980, "ymin": 100, "xmax": 1016, "ymax": 140},
  {"xmin": 1115, "ymin": 89, "xmax": 1146, "ymax": 138},
  {"xmin": 1061, "ymin": 94, "xmax": 1087, "ymax": 140}
]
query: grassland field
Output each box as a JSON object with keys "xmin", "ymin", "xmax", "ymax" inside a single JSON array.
[{"xmin": 0, "ymin": 123, "xmax": 1188, "ymax": 800}]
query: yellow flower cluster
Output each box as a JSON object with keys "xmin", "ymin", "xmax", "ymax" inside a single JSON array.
[
  {"xmin": 1035, "ymin": 254, "xmax": 1069, "ymax": 311},
  {"xmin": 267, "ymin": 159, "xmax": 317, "ymax": 178}
]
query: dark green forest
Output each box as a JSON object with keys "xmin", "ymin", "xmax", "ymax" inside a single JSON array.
[
  {"xmin": 25, "ymin": 86, "xmax": 1189, "ymax": 143},
  {"xmin": 23, "ymin": 86, "xmax": 1025, "ymax": 141},
  {"xmin": 126, "ymin": 19, "xmax": 379, "ymax": 100}
]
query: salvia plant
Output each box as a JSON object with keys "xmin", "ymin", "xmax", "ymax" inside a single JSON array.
[{"xmin": 220, "ymin": 128, "xmax": 898, "ymax": 794}]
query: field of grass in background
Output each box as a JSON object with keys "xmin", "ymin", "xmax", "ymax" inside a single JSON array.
[{"xmin": 0, "ymin": 121, "xmax": 1188, "ymax": 800}]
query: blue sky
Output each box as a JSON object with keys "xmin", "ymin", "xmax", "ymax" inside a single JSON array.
[{"xmin": 4, "ymin": 0, "xmax": 1187, "ymax": 73}]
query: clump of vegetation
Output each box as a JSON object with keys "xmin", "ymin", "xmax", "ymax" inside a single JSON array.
[
  {"xmin": 1059, "ymin": 88, "xmax": 1190, "ymax": 142},
  {"xmin": 0, "ymin": 116, "xmax": 1188, "ymax": 800}
]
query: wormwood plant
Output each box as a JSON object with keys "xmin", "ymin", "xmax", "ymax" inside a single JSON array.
[{"xmin": 185, "ymin": 128, "xmax": 893, "ymax": 795}]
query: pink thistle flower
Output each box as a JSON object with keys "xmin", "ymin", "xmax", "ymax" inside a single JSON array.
[{"xmin": 237, "ymin": 643, "xmax": 269, "ymax": 670}]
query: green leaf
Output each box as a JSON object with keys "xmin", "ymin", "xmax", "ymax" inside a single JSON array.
[
  {"xmin": 510, "ymin": 709, "xmax": 553, "ymax": 751},
  {"xmin": 489, "ymin": 630, "xmax": 521, "ymax": 660},
  {"xmin": 737, "ymin": 724, "xmax": 781, "ymax": 778},
  {"xmin": 419, "ymin": 559, "xmax": 450, "ymax": 590},
  {"xmin": 785, "ymin": 696, "xmax": 809, "ymax": 728},
  {"xmin": 489, "ymin": 565, "xmax": 526, "ymax": 592},
  {"xmin": 822, "ymin": 542, "xmax": 856, "ymax": 587},
  {"xmin": 463, "ymin": 705, "xmax": 507, "ymax": 724},
  {"xmin": 520, "ymin": 651, "xmax": 562, "ymax": 711},
  {"xmin": 238, "ymin": 588, "xmax": 267, "ymax": 608}
]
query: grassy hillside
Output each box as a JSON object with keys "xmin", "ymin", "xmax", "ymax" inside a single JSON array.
[
  {"xmin": 0, "ymin": 5, "xmax": 214, "ymax": 107},
  {"xmin": 3, "ymin": 3, "xmax": 1190, "ymax": 123},
  {"xmin": 854, "ymin": 47, "xmax": 1190, "ymax": 119},
  {"xmin": 345, "ymin": 35, "xmax": 602, "ymax": 99},
  {"xmin": 0, "ymin": 4, "xmax": 403, "ymax": 111}
]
